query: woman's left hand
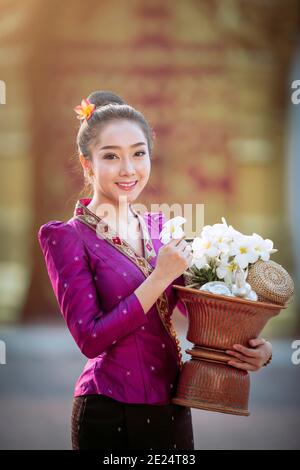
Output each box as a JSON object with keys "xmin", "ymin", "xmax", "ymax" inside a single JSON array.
[{"xmin": 226, "ymin": 337, "xmax": 272, "ymax": 372}]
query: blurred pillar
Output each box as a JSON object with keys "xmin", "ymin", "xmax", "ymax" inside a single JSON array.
[
  {"xmin": 287, "ymin": 36, "xmax": 300, "ymax": 334},
  {"xmin": 21, "ymin": 0, "xmax": 64, "ymax": 322}
]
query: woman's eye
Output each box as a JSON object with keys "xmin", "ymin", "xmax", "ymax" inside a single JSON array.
[
  {"xmin": 103, "ymin": 151, "xmax": 145, "ymax": 160},
  {"xmin": 103, "ymin": 154, "xmax": 117, "ymax": 160}
]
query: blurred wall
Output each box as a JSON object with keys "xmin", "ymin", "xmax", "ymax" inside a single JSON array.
[{"xmin": 0, "ymin": 0, "xmax": 299, "ymax": 334}]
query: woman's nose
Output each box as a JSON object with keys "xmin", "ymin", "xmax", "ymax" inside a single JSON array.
[{"xmin": 120, "ymin": 160, "xmax": 136, "ymax": 175}]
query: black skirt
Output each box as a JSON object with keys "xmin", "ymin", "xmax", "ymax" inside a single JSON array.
[{"xmin": 71, "ymin": 393, "xmax": 194, "ymax": 450}]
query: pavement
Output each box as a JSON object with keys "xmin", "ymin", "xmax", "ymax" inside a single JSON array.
[{"xmin": 0, "ymin": 315, "xmax": 299, "ymax": 450}]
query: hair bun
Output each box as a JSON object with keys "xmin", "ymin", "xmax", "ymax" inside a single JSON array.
[{"xmin": 87, "ymin": 90, "xmax": 126, "ymax": 109}]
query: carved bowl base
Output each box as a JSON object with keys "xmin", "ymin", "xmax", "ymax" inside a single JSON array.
[{"xmin": 171, "ymin": 346, "xmax": 250, "ymax": 416}]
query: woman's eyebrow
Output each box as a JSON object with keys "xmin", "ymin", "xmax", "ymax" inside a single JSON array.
[{"xmin": 99, "ymin": 142, "xmax": 146, "ymax": 150}]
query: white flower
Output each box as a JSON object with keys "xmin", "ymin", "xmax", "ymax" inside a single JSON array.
[
  {"xmin": 228, "ymin": 236, "xmax": 259, "ymax": 269},
  {"xmin": 192, "ymin": 254, "xmax": 209, "ymax": 269},
  {"xmin": 191, "ymin": 236, "xmax": 219, "ymax": 259},
  {"xmin": 200, "ymin": 218, "xmax": 242, "ymax": 257},
  {"xmin": 159, "ymin": 216, "xmax": 186, "ymax": 244},
  {"xmin": 247, "ymin": 233, "xmax": 277, "ymax": 261},
  {"xmin": 202, "ymin": 218, "xmax": 241, "ymax": 239},
  {"xmin": 159, "ymin": 215, "xmax": 277, "ymax": 291},
  {"xmin": 216, "ymin": 255, "xmax": 239, "ymax": 285}
]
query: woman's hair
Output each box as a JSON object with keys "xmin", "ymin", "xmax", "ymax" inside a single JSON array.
[{"xmin": 76, "ymin": 90, "xmax": 155, "ymax": 197}]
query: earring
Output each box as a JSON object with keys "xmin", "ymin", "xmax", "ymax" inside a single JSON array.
[{"xmin": 85, "ymin": 168, "xmax": 94, "ymax": 178}]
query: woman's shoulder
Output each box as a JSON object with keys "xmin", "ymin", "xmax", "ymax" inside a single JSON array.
[{"xmin": 37, "ymin": 218, "xmax": 79, "ymax": 245}]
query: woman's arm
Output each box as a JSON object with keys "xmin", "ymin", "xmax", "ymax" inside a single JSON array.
[
  {"xmin": 38, "ymin": 221, "xmax": 151, "ymax": 359},
  {"xmin": 134, "ymin": 271, "xmax": 171, "ymax": 315}
]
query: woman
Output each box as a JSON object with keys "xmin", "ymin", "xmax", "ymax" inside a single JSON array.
[{"xmin": 38, "ymin": 90, "xmax": 273, "ymax": 450}]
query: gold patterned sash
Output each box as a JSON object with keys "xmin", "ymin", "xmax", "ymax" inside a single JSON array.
[{"xmin": 73, "ymin": 199, "xmax": 183, "ymax": 370}]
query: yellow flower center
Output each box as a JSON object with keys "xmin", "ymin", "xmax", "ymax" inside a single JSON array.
[
  {"xmin": 229, "ymin": 263, "xmax": 238, "ymax": 272},
  {"xmin": 203, "ymin": 241, "xmax": 211, "ymax": 249}
]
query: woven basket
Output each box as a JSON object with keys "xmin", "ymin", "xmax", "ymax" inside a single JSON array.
[
  {"xmin": 171, "ymin": 285, "xmax": 286, "ymax": 416},
  {"xmin": 247, "ymin": 260, "xmax": 294, "ymax": 304}
]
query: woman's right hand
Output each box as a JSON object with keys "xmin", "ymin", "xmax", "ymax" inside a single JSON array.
[{"xmin": 153, "ymin": 236, "xmax": 193, "ymax": 284}]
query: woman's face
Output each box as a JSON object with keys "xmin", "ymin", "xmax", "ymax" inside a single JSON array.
[{"xmin": 81, "ymin": 119, "xmax": 151, "ymax": 206}]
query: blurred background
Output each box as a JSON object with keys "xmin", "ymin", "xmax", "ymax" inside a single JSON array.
[{"xmin": 0, "ymin": 0, "xmax": 299, "ymax": 450}]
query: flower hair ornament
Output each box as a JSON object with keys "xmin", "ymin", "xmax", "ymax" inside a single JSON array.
[{"xmin": 74, "ymin": 98, "xmax": 96, "ymax": 121}]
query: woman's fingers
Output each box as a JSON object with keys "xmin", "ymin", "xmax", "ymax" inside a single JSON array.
[
  {"xmin": 183, "ymin": 243, "xmax": 192, "ymax": 252},
  {"xmin": 172, "ymin": 235, "xmax": 185, "ymax": 245},
  {"xmin": 231, "ymin": 344, "xmax": 260, "ymax": 358},
  {"xmin": 226, "ymin": 350, "xmax": 258, "ymax": 365},
  {"xmin": 175, "ymin": 238, "xmax": 188, "ymax": 249},
  {"xmin": 228, "ymin": 360, "xmax": 258, "ymax": 372},
  {"xmin": 166, "ymin": 235, "xmax": 184, "ymax": 246},
  {"xmin": 249, "ymin": 337, "xmax": 266, "ymax": 347},
  {"xmin": 226, "ymin": 338, "xmax": 271, "ymax": 371}
]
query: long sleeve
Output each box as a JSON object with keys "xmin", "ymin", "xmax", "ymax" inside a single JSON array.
[
  {"xmin": 157, "ymin": 212, "xmax": 188, "ymax": 317},
  {"xmin": 38, "ymin": 221, "xmax": 149, "ymax": 359}
]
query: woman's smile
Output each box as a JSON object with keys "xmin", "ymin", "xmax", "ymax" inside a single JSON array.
[{"xmin": 115, "ymin": 180, "xmax": 138, "ymax": 191}]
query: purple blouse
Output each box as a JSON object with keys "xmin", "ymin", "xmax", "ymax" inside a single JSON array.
[{"xmin": 38, "ymin": 198, "xmax": 188, "ymax": 405}]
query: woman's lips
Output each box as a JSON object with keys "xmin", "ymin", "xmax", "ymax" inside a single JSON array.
[{"xmin": 115, "ymin": 180, "xmax": 138, "ymax": 191}]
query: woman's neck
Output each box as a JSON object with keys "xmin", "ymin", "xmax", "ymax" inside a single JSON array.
[{"xmin": 86, "ymin": 197, "xmax": 136, "ymax": 225}]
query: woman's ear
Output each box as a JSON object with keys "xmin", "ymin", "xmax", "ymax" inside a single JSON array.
[
  {"xmin": 79, "ymin": 153, "xmax": 94, "ymax": 179},
  {"xmin": 79, "ymin": 153, "xmax": 91, "ymax": 172}
]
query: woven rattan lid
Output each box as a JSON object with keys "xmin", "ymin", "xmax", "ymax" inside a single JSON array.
[{"xmin": 247, "ymin": 260, "xmax": 294, "ymax": 305}]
